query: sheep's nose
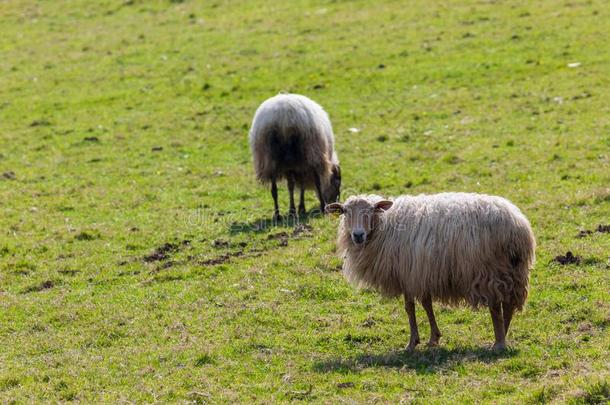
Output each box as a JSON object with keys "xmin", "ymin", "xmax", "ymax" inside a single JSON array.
[{"xmin": 352, "ymin": 231, "xmax": 365, "ymax": 244}]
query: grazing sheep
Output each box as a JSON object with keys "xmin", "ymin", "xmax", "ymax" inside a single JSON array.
[
  {"xmin": 250, "ymin": 94, "xmax": 341, "ymax": 219},
  {"xmin": 326, "ymin": 193, "xmax": 535, "ymax": 351}
]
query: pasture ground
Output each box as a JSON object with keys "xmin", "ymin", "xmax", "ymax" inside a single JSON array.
[{"xmin": 1, "ymin": 0, "xmax": 609, "ymax": 402}]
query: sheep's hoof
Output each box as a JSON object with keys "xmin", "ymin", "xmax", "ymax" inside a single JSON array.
[
  {"xmin": 427, "ymin": 333, "xmax": 441, "ymax": 347},
  {"xmin": 288, "ymin": 208, "xmax": 297, "ymax": 215},
  {"xmin": 491, "ymin": 342, "xmax": 507, "ymax": 352},
  {"xmin": 298, "ymin": 207, "xmax": 307, "ymax": 216},
  {"xmin": 406, "ymin": 338, "xmax": 420, "ymax": 352},
  {"xmin": 273, "ymin": 213, "xmax": 283, "ymax": 222}
]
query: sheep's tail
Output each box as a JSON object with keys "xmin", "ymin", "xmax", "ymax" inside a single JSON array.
[
  {"xmin": 468, "ymin": 219, "xmax": 535, "ymax": 311},
  {"xmin": 250, "ymin": 125, "xmax": 278, "ymax": 184},
  {"xmin": 507, "ymin": 222, "xmax": 536, "ymax": 311}
]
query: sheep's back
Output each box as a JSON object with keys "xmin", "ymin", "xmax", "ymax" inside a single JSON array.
[{"xmin": 249, "ymin": 94, "xmax": 335, "ymax": 183}]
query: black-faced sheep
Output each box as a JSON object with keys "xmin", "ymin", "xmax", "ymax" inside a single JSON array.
[
  {"xmin": 250, "ymin": 94, "xmax": 341, "ymax": 219},
  {"xmin": 326, "ymin": 193, "xmax": 535, "ymax": 351}
]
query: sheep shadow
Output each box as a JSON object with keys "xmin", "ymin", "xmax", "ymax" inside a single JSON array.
[
  {"xmin": 229, "ymin": 209, "xmax": 322, "ymax": 235},
  {"xmin": 313, "ymin": 346, "xmax": 517, "ymax": 375}
]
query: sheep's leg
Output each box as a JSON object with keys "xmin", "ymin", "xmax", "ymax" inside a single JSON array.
[
  {"xmin": 271, "ymin": 178, "xmax": 281, "ymax": 221},
  {"xmin": 502, "ymin": 301, "xmax": 515, "ymax": 336},
  {"xmin": 404, "ymin": 295, "xmax": 420, "ymax": 351},
  {"xmin": 489, "ymin": 302, "xmax": 506, "ymax": 351},
  {"xmin": 421, "ymin": 296, "xmax": 442, "ymax": 347},
  {"xmin": 298, "ymin": 177, "xmax": 306, "ymax": 216},
  {"xmin": 312, "ymin": 172, "xmax": 325, "ymax": 213},
  {"xmin": 287, "ymin": 173, "xmax": 296, "ymax": 215}
]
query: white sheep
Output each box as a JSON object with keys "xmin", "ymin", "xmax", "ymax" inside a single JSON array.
[
  {"xmin": 250, "ymin": 94, "xmax": 341, "ymax": 219},
  {"xmin": 326, "ymin": 192, "xmax": 535, "ymax": 351}
]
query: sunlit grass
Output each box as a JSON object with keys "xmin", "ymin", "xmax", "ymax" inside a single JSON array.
[{"xmin": 0, "ymin": 0, "xmax": 608, "ymax": 402}]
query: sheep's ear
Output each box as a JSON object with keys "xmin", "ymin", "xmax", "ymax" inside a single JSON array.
[
  {"xmin": 374, "ymin": 200, "xmax": 393, "ymax": 212},
  {"xmin": 325, "ymin": 203, "xmax": 344, "ymax": 215},
  {"xmin": 333, "ymin": 165, "xmax": 341, "ymax": 179}
]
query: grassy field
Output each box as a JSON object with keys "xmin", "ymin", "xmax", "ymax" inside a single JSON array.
[{"xmin": 1, "ymin": 0, "xmax": 609, "ymax": 402}]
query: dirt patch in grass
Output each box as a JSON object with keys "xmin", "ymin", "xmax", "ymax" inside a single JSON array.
[
  {"xmin": 200, "ymin": 247, "xmax": 264, "ymax": 266},
  {"xmin": 553, "ymin": 251, "xmax": 581, "ymax": 265},
  {"xmin": 201, "ymin": 251, "xmax": 246, "ymax": 266},
  {"xmin": 268, "ymin": 231, "xmax": 289, "ymax": 246},
  {"xmin": 30, "ymin": 119, "xmax": 51, "ymax": 127},
  {"xmin": 163, "ymin": 260, "xmax": 177, "ymax": 269},
  {"xmin": 266, "ymin": 225, "xmax": 312, "ymax": 246},
  {"xmin": 58, "ymin": 269, "xmax": 79, "ymax": 276},
  {"xmin": 149, "ymin": 273, "xmax": 184, "ymax": 283},
  {"xmin": 212, "ymin": 239, "xmax": 230, "ymax": 248},
  {"xmin": 361, "ymin": 318, "xmax": 376, "ymax": 328},
  {"xmin": 74, "ymin": 231, "xmax": 100, "ymax": 241},
  {"xmin": 212, "ymin": 239, "xmax": 247, "ymax": 249},
  {"xmin": 22, "ymin": 280, "xmax": 56, "ymax": 294},
  {"xmin": 267, "ymin": 231, "xmax": 288, "ymax": 240},
  {"xmin": 595, "ymin": 224, "xmax": 610, "ymax": 233},
  {"xmin": 292, "ymin": 224, "xmax": 313, "ymax": 236},
  {"xmin": 143, "ymin": 240, "xmax": 190, "ymax": 262},
  {"xmin": 577, "ymin": 224, "xmax": 610, "ymax": 237},
  {"xmin": 2, "ymin": 171, "xmax": 16, "ymax": 180},
  {"xmin": 201, "ymin": 253, "xmax": 240, "ymax": 266},
  {"xmin": 203, "ymin": 223, "xmax": 314, "ymax": 266},
  {"xmin": 144, "ymin": 239, "xmax": 263, "ymax": 269},
  {"xmin": 284, "ymin": 385, "xmax": 313, "ymax": 401}
]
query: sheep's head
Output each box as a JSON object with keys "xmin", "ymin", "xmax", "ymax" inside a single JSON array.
[
  {"xmin": 323, "ymin": 164, "xmax": 342, "ymax": 204},
  {"xmin": 326, "ymin": 196, "xmax": 393, "ymax": 245}
]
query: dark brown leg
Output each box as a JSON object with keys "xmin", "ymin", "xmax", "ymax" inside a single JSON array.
[
  {"xmin": 404, "ymin": 294, "xmax": 420, "ymax": 351},
  {"xmin": 287, "ymin": 173, "xmax": 296, "ymax": 215},
  {"xmin": 271, "ymin": 178, "xmax": 281, "ymax": 221},
  {"xmin": 421, "ymin": 296, "xmax": 442, "ymax": 347},
  {"xmin": 298, "ymin": 177, "xmax": 306, "ymax": 215},
  {"xmin": 502, "ymin": 301, "xmax": 515, "ymax": 336},
  {"xmin": 489, "ymin": 302, "xmax": 506, "ymax": 351}
]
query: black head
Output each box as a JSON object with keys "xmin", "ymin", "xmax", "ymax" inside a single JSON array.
[{"xmin": 323, "ymin": 164, "xmax": 341, "ymax": 204}]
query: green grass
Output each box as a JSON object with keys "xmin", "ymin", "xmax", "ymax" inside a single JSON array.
[{"xmin": 1, "ymin": 0, "xmax": 609, "ymax": 402}]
